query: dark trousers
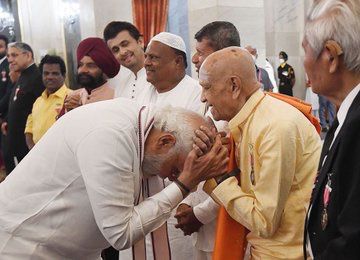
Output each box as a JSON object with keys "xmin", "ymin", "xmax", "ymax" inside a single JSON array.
[
  {"xmin": 2, "ymin": 133, "xmax": 29, "ymax": 175},
  {"xmin": 1, "ymin": 133, "xmax": 14, "ymax": 175},
  {"xmin": 101, "ymin": 247, "xmax": 119, "ymax": 260}
]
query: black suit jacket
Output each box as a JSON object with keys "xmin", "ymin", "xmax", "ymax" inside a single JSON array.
[
  {"xmin": 6, "ymin": 63, "xmax": 44, "ymax": 160},
  {"xmin": 304, "ymin": 89, "xmax": 360, "ymax": 259},
  {"xmin": 0, "ymin": 58, "xmax": 12, "ymax": 117}
]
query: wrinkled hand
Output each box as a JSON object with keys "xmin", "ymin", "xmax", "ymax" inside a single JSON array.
[
  {"xmin": 192, "ymin": 125, "xmax": 216, "ymax": 157},
  {"xmin": 178, "ymin": 135, "xmax": 228, "ymax": 190},
  {"xmin": 174, "ymin": 204, "xmax": 203, "ymax": 235},
  {"xmin": 193, "ymin": 125, "xmax": 230, "ymax": 156},
  {"xmin": 1, "ymin": 122, "xmax": 7, "ymax": 135},
  {"xmin": 64, "ymin": 93, "xmax": 82, "ymax": 111}
]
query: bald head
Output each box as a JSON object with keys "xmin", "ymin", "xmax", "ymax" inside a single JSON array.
[
  {"xmin": 199, "ymin": 47, "xmax": 261, "ymax": 121},
  {"xmin": 200, "ymin": 47, "xmax": 259, "ymax": 93}
]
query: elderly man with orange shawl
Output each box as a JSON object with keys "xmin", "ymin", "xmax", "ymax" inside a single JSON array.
[{"xmin": 193, "ymin": 47, "xmax": 321, "ymax": 260}]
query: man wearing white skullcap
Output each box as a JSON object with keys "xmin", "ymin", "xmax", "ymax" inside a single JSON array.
[
  {"xmin": 120, "ymin": 32, "xmax": 202, "ymax": 260},
  {"xmin": 140, "ymin": 32, "xmax": 201, "ymax": 112}
]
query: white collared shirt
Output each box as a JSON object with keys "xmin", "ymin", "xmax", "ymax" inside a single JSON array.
[
  {"xmin": 109, "ymin": 67, "xmax": 151, "ymax": 101},
  {"xmin": 331, "ymin": 83, "xmax": 360, "ymax": 147},
  {"xmin": 141, "ymin": 74, "xmax": 202, "ymax": 113}
]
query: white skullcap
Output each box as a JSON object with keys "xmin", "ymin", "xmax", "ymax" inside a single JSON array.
[{"xmin": 149, "ymin": 32, "xmax": 186, "ymax": 54}]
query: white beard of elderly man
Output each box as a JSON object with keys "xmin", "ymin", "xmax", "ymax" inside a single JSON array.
[{"xmin": 0, "ymin": 98, "xmax": 228, "ymax": 260}]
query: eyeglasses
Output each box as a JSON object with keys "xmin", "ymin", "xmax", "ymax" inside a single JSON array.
[{"xmin": 7, "ymin": 52, "xmax": 27, "ymax": 59}]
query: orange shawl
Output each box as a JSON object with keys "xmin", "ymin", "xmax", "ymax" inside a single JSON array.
[
  {"xmin": 266, "ymin": 92, "xmax": 321, "ymax": 134},
  {"xmin": 212, "ymin": 136, "xmax": 249, "ymax": 260}
]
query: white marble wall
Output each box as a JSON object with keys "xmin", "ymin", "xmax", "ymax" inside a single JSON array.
[
  {"xmin": 16, "ymin": 0, "xmax": 312, "ymax": 98},
  {"xmin": 264, "ymin": 0, "xmax": 312, "ymax": 99},
  {"xmin": 188, "ymin": 0, "xmax": 266, "ymax": 76},
  {"xmin": 92, "ymin": 0, "xmax": 133, "ymax": 39},
  {"xmin": 17, "ymin": 0, "xmax": 64, "ymax": 62},
  {"xmin": 17, "ymin": 0, "xmax": 133, "ymax": 62}
]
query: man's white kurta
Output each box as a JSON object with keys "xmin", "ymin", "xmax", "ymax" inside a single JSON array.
[
  {"xmin": 0, "ymin": 98, "xmax": 183, "ymax": 260},
  {"xmin": 140, "ymin": 75, "xmax": 202, "ymax": 112},
  {"xmin": 108, "ymin": 67, "xmax": 152, "ymax": 102},
  {"xmin": 135, "ymin": 74, "xmax": 217, "ymax": 259}
]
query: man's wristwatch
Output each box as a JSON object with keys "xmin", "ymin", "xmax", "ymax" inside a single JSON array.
[{"xmin": 215, "ymin": 168, "xmax": 240, "ymax": 185}]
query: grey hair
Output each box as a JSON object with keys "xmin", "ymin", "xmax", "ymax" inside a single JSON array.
[
  {"xmin": 8, "ymin": 42, "xmax": 34, "ymax": 58},
  {"xmin": 305, "ymin": 0, "xmax": 360, "ymax": 73},
  {"xmin": 153, "ymin": 106, "xmax": 205, "ymax": 155}
]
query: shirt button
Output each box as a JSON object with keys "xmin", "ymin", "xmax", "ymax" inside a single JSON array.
[
  {"xmin": 133, "ymin": 84, "xmax": 135, "ymax": 86},
  {"xmin": 131, "ymin": 96, "xmax": 134, "ymax": 99}
]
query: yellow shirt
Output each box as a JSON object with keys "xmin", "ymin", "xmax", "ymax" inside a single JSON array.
[
  {"xmin": 25, "ymin": 85, "xmax": 72, "ymax": 143},
  {"xmin": 206, "ymin": 90, "xmax": 321, "ymax": 259}
]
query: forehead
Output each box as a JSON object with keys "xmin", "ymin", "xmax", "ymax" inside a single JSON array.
[
  {"xmin": 198, "ymin": 65, "xmax": 212, "ymax": 84},
  {"xmin": 79, "ymin": 55, "xmax": 96, "ymax": 64},
  {"xmin": 8, "ymin": 46, "xmax": 21, "ymax": 53},
  {"xmin": 196, "ymin": 37, "xmax": 214, "ymax": 51},
  {"xmin": 107, "ymin": 30, "xmax": 134, "ymax": 46},
  {"xmin": 0, "ymin": 39, "xmax": 6, "ymax": 46},
  {"xmin": 43, "ymin": 63, "xmax": 61, "ymax": 72}
]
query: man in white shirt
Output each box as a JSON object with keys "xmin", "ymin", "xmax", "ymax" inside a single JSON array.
[
  {"xmin": 104, "ymin": 21, "xmax": 151, "ymax": 100},
  {"xmin": 0, "ymin": 99, "xmax": 228, "ymax": 260},
  {"xmin": 135, "ymin": 32, "xmax": 202, "ymax": 260},
  {"xmin": 143, "ymin": 32, "xmax": 202, "ymax": 112}
]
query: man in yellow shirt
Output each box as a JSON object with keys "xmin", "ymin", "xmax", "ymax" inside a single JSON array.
[
  {"xmin": 25, "ymin": 55, "xmax": 71, "ymax": 148},
  {"xmin": 195, "ymin": 47, "xmax": 321, "ymax": 259}
]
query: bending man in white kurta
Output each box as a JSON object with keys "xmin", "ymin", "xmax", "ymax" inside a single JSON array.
[{"xmin": 0, "ymin": 98, "xmax": 227, "ymax": 260}]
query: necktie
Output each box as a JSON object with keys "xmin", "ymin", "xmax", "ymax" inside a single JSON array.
[{"xmin": 319, "ymin": 118, "xmax": 339, "ymax": 167}]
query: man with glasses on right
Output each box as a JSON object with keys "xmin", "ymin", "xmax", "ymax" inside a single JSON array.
[{"xmin": 303, "ymin": 0, "xmax": 360, "ymax": 259}]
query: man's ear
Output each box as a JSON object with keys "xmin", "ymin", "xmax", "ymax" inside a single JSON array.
[
  {"xmin": 324, "ymin": 40, "xmax": 343, "ymax": 74},
  {"xmin": 156, "ymin": 133, "xmax": 176, "ymax": 151},
  {"xmin": 174, "ymin": 55, "xmax": 184, "ymax": 68},
  {"xmin": 138, "ymin": 36, "xmax": 145, "ymax": 49},
  {"xmin": 25, "ymin": 51, "xmax": 33, "ymax": 62},
  {"xmin": 230, "ymin": 76, "xmax": 241, "ymax": 99}
]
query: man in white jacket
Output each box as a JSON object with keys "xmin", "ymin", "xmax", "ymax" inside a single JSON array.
[{"xmin": 0, "ymin": 99, "xmax": 227, "ymax": 260}]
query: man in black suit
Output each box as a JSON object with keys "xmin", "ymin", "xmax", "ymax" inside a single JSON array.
[
  {"xmin": 0, "ymin": 35, "xmax": 11, "ymax": 115},
  {"xmin": 1, "ymin": 42, "xmax": 44, "ymax": 174},
  {"xmin": 303, "ymin": 0, "xmax": 360, "ymax": 259},
  {"xmin": 0, "ymin": 35, "xmax": 12, "ymax": 174}
]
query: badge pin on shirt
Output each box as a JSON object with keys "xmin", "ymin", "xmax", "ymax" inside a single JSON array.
[
  {"xmin": 13, "ymin": 86, "xmax": 20, "ymax": 101},
  {"xmin": 249, "ymin": 143, "xmax": 255, "ymax": 185},
  {"xmin": 321, "ymin": 172, "xmax": 333, "ymax": 230},
  {"xmin": 1, "ymin": 70, "xmax": 6, "ymax": 82}
]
